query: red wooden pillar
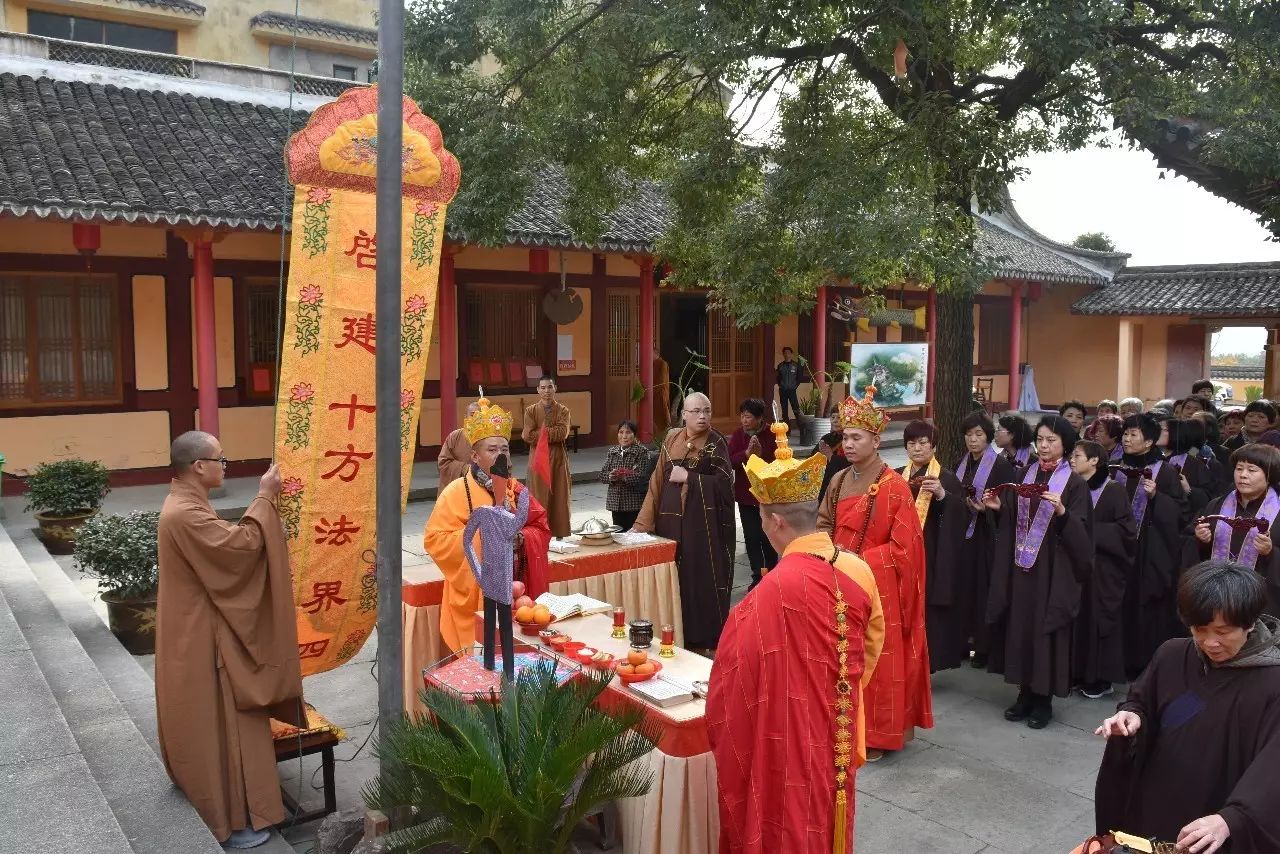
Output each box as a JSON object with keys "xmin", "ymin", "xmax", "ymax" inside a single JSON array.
[
  {"xmin": 438, "ymin": 250, "xmax": 458, "ymax": 436},
  {"xmin": 192, "ymin": 239, "xmax": 219, "ymax": 437},
  {"xmin": 638, "ymin": 257, "xmax": 655, "ymax": 443},
  {"xmin": 814, "ymin": 285, "xmax": 829, "ymax": 381},
  {"xmin": 1008, "ymin": 281, "xmax": 1024, "ymax": 410},
  {"xmin": 926, "ymin": 288, "xmax": 937, "ymax": 418}
]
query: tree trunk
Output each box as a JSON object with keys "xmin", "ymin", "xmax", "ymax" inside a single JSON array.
[{"xmin": 933, "ymin": 289, "xmax": 976, "ymax": 467}]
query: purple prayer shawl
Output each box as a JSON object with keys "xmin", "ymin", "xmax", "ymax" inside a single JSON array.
[
  {"xmin": 1113, "ymin": 460, "xmax": 1163, "ymax": 529},
  {"xmin": 957, "ymin": 445, "xmax": 999, "ymax": 539},
  {"xmin": 1090, "ymin": 484, "xmax": 1107, "ymax": 507},
  {"xmin": 1109, "ymin": 446, "xmax": 1123, "ymax": 462},
  {"xmin": 1212, "ymin": 489, "xmax": 1280, "ymax": 568},
  {"xmin": 1014, "ymin": 446, "xmax": 1031, "ymax": 466},
  {"xmin": 1014, "ymin": 460, "xmax": 1073, "ymax": 570}
]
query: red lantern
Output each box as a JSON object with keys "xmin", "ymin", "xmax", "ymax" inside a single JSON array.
[
  {"xmin": 893, "ymin": 39, "xmax": 909, "ymax": 79},
  {"xmin": 72, "ymin": 223, "xmax": 101, "ymax": 256}
]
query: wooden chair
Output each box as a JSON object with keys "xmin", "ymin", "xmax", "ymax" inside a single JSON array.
[
  {"xmin": 974, "ymin": 377, "xmax": 995, "ymax": 412},
  {"xmin": 272, "ymin": 704, "xmax": 342, "ymax": 825}
]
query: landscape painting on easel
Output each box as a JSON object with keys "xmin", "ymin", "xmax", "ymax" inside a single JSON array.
[{"xmin": 850, "ymin": 343, "xmax": 929, "ymax": 407}]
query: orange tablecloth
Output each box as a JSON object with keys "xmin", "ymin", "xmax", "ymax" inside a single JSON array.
[{"xmin": 402, "ymin": 537, "xmax": 683, "ymax": 718}]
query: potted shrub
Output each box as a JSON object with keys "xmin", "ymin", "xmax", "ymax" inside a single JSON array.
[
  {"xmin": 24, "ymin": 459, "xmax": 112, "ymax": 554},
  {"xmin": 73, "ymin": 511, "xmax": 159, "ymax": 655},
  {"xmin": 365, "ymin": 661, "xmax": 657, "ymax": 853}
]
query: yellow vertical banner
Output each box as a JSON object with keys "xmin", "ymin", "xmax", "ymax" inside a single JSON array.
[{"xmin": 275, "ymin": 87, "xmax": 460, "ymax": 676}]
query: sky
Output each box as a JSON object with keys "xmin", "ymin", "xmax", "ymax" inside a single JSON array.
[{"xmin": 1011, "ymin": 139, "xmax": 1280, "ymax": 356}]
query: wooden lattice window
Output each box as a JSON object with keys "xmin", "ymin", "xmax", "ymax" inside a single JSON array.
[
  {"xmin": 464, "ymin": 285, "xmax": 542, "ymax": 387},
  {"xmin": 244, "ymin": 280, "xmax": 282, "ymax": 398},
  {"xmin": 0, "ymin": 275, "xmax": 121, "ymax": 408},
  {"xmin": 606, "ymin": 293, "xmax": 638, "ymax": 379},
  {"xmin": 975, "ymin": 299, "xmax": 1011, "ymax": 374}
]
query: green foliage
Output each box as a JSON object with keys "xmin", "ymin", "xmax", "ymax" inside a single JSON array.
[
  {"xmin": 364, "ymin": 660, "xmax": 658, "ymax": 854},
  {"xmin": 73, "ymin": 511, "xmax": 159, "ymax": 600},
  {"xmin": 24, "ymin": 459, "xmax": 111, "ymax": 516},
  {"xmin": 1246, "ymin": 385, "xmax": 1264, "ymax": 403},
  {"xmin": 1072, "ymin": 232, "xmax": 1117, "ymax": 252}
]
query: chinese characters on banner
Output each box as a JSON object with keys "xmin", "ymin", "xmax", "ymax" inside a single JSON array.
[{"xmin": 275, "ymin": 87, "xmax": 460, "ymax": 676}]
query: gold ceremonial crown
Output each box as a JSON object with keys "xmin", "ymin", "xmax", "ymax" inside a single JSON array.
[
  {"xmin": 836, "ymin": 385, "xmax": 889, "ymax": 435},
  {"xmin": 745, "ymin": 416, "xmax": 826, "ymax": 504},
  {"xmin": 463, "ymin": 388, "xmax": 513, "ymax": 445}
]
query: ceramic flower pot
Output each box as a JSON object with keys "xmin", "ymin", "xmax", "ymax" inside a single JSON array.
[
  {"xmin": 34, "ymin": 509, "xmax": 96, "ymax": 555},
  {"xmin": 102, "ymin": 590, "xmax": 158, "ymax": 655}
]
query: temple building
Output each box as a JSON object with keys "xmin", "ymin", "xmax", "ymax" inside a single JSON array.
[{"xmin": 1, "ymin": 9, "xmax": 1278, "ymax": 487}]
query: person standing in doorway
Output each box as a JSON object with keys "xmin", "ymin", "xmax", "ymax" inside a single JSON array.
[
  {"xmin": 523, "ymin": 374, "xmax": 573, "ymax": 538},
  {"xmin": 776, "ymin": 347, "xmax": 804, "ymax": 422},
  {"xmin": 728, "ymin": 398, "xmax": 779, "ymax": 589}
]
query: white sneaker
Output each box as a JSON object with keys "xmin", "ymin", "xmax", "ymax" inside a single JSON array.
[{"xmin": 223, "ymin": 828, "xmax": 271, "ymax": 850}]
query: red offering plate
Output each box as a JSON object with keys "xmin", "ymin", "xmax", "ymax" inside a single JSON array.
[
  {"xmin": 1199, "ymin": 515, "xmax": 1270, "ymax": 533},
  {"xmin": 988, "ymin": 482, "xmax": 1048, "ymax": 499},
  {"xmin": 613, "ymin": 659, "xmax": 663, "ymax": 684}
]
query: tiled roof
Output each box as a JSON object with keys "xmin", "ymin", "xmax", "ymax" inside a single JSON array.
[
  {"xmin": 1212, "ymin": 365, "xmax": 1265, "ymax": 380},
  {"xmin": 975, "ymin": 219, "xmax": 1109, "ymax": 285},
  {"xmin": 1072, "ymin": 262, "xmax": 1280, "ymax": 316},
  {"xmin": 500, "ymin": 166, "xmax": 669, "ymax": 253},
  {"xmin": 130, "ymin": 0, "xmax": 206, "ymax": 13},
  {"xmin": 249, "ymin": 12, "xmax": 377, "ymax": 46}
]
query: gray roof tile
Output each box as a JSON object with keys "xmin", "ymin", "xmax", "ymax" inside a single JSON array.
[
  {"xmin": 248, "ymin": 12, "xmax": 376, "ymax": 46},
  {"xmin": 130, "ymin": 0, "xmax": 205, "ymax": 13},
  {"xmin": 975, "ymin": 220, "xmax": 1107, "ymax": 285},
  {"xmin": 1072, "ymin": 262, "xmax": 1280, "ymax": 316}
]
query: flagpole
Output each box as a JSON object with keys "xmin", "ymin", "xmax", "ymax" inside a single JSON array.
[{"xmin": 375, "ymin": 0, "xmax": 405, "ymax": 774}]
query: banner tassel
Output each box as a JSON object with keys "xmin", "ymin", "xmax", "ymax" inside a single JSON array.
[{"xmin": 833, "ymin": 789, "xmax": 848, "ymax": 854}]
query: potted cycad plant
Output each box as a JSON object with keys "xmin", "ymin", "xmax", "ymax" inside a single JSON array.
[
  {"xmin": 73, "ymin": 510, "xmax": 159, "ymax": 655},
  {"xmin": 365, "ymin": 661, "xmax": 658, "ymax": 853},
  {"xmin": 24, "ymin": 459, "xmax": 111, "ymax": 554}
]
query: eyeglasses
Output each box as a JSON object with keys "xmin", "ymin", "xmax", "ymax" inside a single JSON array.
[
  {"xmin": 197, "ymin": 457, "xmax": 229, "ymax": 469},
  {"xmin": 684, "ymin": 408, "xmax": 712, "ymax": 416}
]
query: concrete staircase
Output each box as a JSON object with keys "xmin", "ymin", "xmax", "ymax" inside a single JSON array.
[{"xmin": 0, "ymin": 521, "xmax": 293, "ymax": 854}]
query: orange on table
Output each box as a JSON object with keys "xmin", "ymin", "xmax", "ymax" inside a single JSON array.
[
  {"xmin": 515, "ymin": 605, "xmax": 534, "ymax": 623},
  {"xmin": 627, "ymin": 649, "xmax": 648, "ymax": 666},
  {"xmin": 532, "ymin": 605, "xmax": 553, "ymax": 626},
  {"xmin": 635, "ymin": 662, "xmax": 655, "ymax": 675},
  {"xmin": 618, "ymin": 663, "xmax": 635, "ymax": 675}
]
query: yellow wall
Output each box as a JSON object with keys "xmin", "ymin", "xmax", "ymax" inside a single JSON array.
[
  {"xmin": 1212, "ymin": 376, "xmax": 1261, "ymax": 405},
  {"xmin": 3, "ymin": 410, "xmax": 170, "ymax": 473},
  {"xmin": 132, "ymin": 275, "xmax": 168, "ymax": 390},
  {"xmin": 199, "ymin": 405, "xmax": 275, "ymax": 461},
  {"xmin": 1023, "ymin": 285, "xmax": 1120, "ymax": 407},
  {"xmin": 190, "ymin": 277, "xmax": 235, "ymax": 388},
  {"xmin": 455, "ymin": 245, "xmax": 530, "ymax": 272},
  {"xmin": 608, "ymin": 255, "xmax": 641, "ymax": 277},
  {"xmin": 0, "ymin": 218, "xmax": 165, "ymax": 257}
]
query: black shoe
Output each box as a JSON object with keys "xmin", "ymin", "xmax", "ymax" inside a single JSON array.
[
  {"xmin": 1004, "ymin": 691, "xmax": 1032, "ymax": 721},
  {"xmin": 1080, "ymin": 681, "xmax": 1113, "ymax": 700},
  {"xmin": 1027, "ymin": 698, "xmax": 1053, "ymax": 729}
]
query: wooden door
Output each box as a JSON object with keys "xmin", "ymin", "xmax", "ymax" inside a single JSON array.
[
  {"xmin": 605, "ymin": 290, "xmax": 661, "ymax": 431},
  {"xmin": 1165, "ymin": 324, "xmax": 1207, "ymax": 399},
  {"xmin": 707, "ymin": 309, "xmax": 760, "ymax": 433}
]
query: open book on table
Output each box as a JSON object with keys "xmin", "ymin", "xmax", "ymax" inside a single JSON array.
[{"xmin": 534, "ymin": 592, "xmax": 613, "ymax": 622}]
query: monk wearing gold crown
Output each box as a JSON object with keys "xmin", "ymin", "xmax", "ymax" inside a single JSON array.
[
  {"xmin": 424, "ymin": 393, "xmax": 552, "ymax": 652},
  {"xmin": 818, "ymin": 386, "xmax": 932, "ymax": 760},
  {"xmin": 708, "ymin": 416, "xmax": 884, "ymax": 853}
]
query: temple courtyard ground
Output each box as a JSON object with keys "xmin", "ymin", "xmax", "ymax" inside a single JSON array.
[{"xmin": 1, "ymin": 437, "xmax": 1109, "ymax": 853}]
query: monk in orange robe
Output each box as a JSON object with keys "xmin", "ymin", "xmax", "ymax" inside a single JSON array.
[
  {"xmin": 156, "ymin": 431, "xmax": 303, "ymax": 849},
  {"xmin": 709, "ymin": 420, "xmax": 884, "ymax": 852},
  {"xmin": 426, "ymin": 396, "xmax": 552, "ymax": 652},
  {"xmin": 818, "ymin": 387, "xmax": 933, "ymax": 759},
  {"xmin": 436, "ymin": 402, "xmax": 479, "ymax": 489}
]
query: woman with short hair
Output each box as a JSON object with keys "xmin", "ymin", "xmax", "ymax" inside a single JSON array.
[
  {"xmin": 598, "ymin": 420, "xmax": 654, "ymax": 531},
  {"xmin": 1094, "ymin": 561, "xmax": 1280, "ymax": 854},
  {"xmin": 1059, "ymin": 399, "xmax": 1087, "ymax": 436},
  {"xmin": 995, "ymin": 414, "xmax": 1035, "ymax": 468}
]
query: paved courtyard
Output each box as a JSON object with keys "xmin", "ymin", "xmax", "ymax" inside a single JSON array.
[{"xmin": 3, "ymin": 442, "xmax": 1113, "ymax": 853}]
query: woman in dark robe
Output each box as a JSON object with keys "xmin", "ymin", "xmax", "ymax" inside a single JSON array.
[
  {"xmin": 995, "ymin": 414, "xmax": 1034, "ymax": 468},
  {"xmin": 632, "ymin": 391, "xmax": 736, "ymax": 651},
  {"xmin": 955, "ymin": 411, "xmax": 1017, "ymax": 668},
  {"xmin": 1192, "ymin": 410, "xmax": 1235, "ymax": 490},
  {"xmin": 1070, "ymin": 440, "xmax": 1137, "ymax": 699},
  {"xmin": 1167, "ymin": 418, "xmax": 1223, "ymax": 516},
  {"xmin": 1117, "ymin": 412, "xmax": 1190, "ymax": 679},
  {"xmin": 816, "ymin": 431, "xmax": 849, "ymax": 504},
  {"xmin": 1185, "ymin": 444, "xmax": 1280, "ymax": 616},
  {"xmin": 1094, "ymin": 561, "xmax": 1280, "ymax": 853},
  {"xmin": 983, "ymin": 415, "xmax": 1093, "ymax": 729},
  {"xmin": 898, "ymin": 420, "xmax": 970, "ymax": 672}
]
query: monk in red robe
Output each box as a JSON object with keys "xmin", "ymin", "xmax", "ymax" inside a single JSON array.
[
  {"xmin": 818, "ymin": 386, "xmax": 933, "ymax": 759},
  {"xmin": 425, "ymin": 395, "xmax": 552, "ymax": 652},
  {"xmin": 708, "ymin": 420, "xmax": 884, "ymax": 853}
]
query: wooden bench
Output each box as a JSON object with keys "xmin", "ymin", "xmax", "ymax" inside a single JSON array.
[{"xmin": 271, "ymin": 704, "xmax": 342, "ymax": 825}]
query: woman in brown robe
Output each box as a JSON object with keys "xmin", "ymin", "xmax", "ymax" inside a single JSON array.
[
  {"xmin": 522, "ymin": 375, "xmax": 572, "ymax": 537},
  {"xmin": 983, "ymin": 415, "xmax": 1093, "ymax": 729},
  {"xmin": 633, "ymin": 391, "xmax": 736, "ymax": 651}
]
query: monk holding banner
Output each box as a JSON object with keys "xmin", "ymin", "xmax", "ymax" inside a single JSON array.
[
  {"xmin": 523, "ymin": 374, "xmax": 572, "ymax": 537},
  {"xmin": 818, "ymin": 386, "xmax": 932, "ymax": 760},
  {"xmin": 709, "ymin": 416, "xmax": 883, "ymax": 853},
  {"xmin": 156, "ymin": 431, "xmax": 303, "ymax": 850},
  {"xmin": 426, "ymin": 394, "xmax": 552, "ymax": 652}
]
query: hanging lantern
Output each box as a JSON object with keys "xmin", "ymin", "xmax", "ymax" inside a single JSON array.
[
  {"xmin": 893, "ymin": 39, "xmax": 909, "ymax": 79},
  {"xmin": 72, "ymin": 223, "xmax": 101, "ymax": 256}
]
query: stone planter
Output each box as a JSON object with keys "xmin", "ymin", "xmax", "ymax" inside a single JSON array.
[
  {"xmin": 34, "ymin": 509, "xmax": 96, "ymax": 555},
  {"xmin": 102, "ymin": 591, "xmax": 158, "ymax": 655},
  {"xmin": 798, "ymin": 416, "xmax": 834, "ymax": 447}
]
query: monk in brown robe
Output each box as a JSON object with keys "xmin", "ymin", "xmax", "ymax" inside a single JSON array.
[
  {"xmin": 652, "ymin": 348, "xmax": 671, "ymax": 437},
  {"xmin": 437, "ymin": 402, "xmax": 480, "ymax": 489},
  {"xmin": 633, "ymin": 391, "xmax": 737, "ymax": 651},
  {"xmin": 156, "ymin": 431, "xmax": 303, "ymax": 849},
  {"xmin": 522, "ymin": 374, "xmax": 572, "ymax": 537}
]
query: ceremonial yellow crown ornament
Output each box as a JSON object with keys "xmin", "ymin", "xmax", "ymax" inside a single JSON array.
[
  {"xmin": 836, "ymin": 385, "xmax": 889, "ymax": 435},
  {"xmin": 745, "ymin": 407, "xmax": 827, "ymax": 504},
  {"xmin": 463, "ymin": 387, "xmax": 514, "ymax": 445}
]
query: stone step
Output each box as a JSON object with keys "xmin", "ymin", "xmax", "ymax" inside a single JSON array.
[
  {"xmin": 0, "ymin": 583, "xmax": 134, "ymax": 854},
  {"xmin": 1, "ymin": 523, "xmax": 226, "ymax": 854}
]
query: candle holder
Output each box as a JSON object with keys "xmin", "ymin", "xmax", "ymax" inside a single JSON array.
[
  {"xmin": 628, "ymin": 619, "xmax": 654, "ymax": 649},
  {"xmin": 659, "ymin": 624, "xmax": 675, "ymax": 658},
  {"xmin": 611, "ymin": 607, "xmax": 627, "ymax": 639}
]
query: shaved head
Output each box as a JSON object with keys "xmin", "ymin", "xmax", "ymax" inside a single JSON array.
[
  {"xmin": 171, "ymin": 431, "xmax": 218, "ymax": 473},
  {"xmin": 763, "ymin": 500, "xmax": 819, "ymax": 534},
  {"xmin": 684, "ymin": 391, "xmax": 711, "ymax": 411}
]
